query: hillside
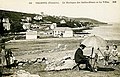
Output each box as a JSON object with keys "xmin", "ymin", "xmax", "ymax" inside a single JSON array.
[
  {"xmin": 0, "ymin": 9, "xmax": 107, "ymax": 23},
  {"xmin": 0, "ymin": 10, "xmax": 36, "ymax": 22},
  {"xmin": 70, "ymin": 17, "xmax": 107, "ymax": 24},
  {"xmin": 0, "ymin": 9, "xmax": 107, "ymax": 29}
]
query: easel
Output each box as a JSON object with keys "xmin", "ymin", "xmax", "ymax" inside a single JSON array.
[{"xmin": 90, "ymin": 47, "xmax": 104, "ymax": 70}]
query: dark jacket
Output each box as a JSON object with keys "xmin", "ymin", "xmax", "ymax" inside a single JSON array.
[{"xmin": 74, "ymin": 48, "xmax": 86, "ymax": 63}]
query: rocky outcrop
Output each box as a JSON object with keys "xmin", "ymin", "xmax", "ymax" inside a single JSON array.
[{"xmin": 11, "ymin": 70, "xmax": 40, "ymax": 77}]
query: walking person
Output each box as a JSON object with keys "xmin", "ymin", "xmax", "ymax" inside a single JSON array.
[
  {"xmin": 0, "ymin": 44, "xmax": 7, "ymax": 76},
  {"xmin": 5, "ymin": 49, "xmax": 15, "ymax": 66},
  {"xmin": 0, "ymin": 44, "xmax": 7, "ymax": 66}
]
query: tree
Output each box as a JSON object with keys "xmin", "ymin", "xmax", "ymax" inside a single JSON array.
[
  {"xmin": 10, "ymin": 21, "xmax": 24, "ymax": 33},
  {"xmin": 0, "ymin": 11, "xmax": 5, "ymax": 36}
]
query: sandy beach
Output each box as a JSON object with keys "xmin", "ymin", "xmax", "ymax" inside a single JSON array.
[
  {"xmin": 4, "ymin": 24, "xmax": 120, "ymax": 77},
  {"xmin": 5, "ymin": 39, "xmax": 120, "ymax": 77}
]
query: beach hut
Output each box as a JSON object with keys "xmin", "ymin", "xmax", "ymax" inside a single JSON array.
[{"xmin": 26, "ymin": 30, "xmax": 37, "ymax": 39}]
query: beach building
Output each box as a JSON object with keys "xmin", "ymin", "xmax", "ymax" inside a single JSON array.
[
  {"xmin": 53, "ymin": 27, "xmax": 73, "ymax": 37},
  {"xmin": 26, "ymin": 30, "xmax": 37, "ymax": 39}
]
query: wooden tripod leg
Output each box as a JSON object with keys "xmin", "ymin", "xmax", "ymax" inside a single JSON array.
[
  {"xmin": 72, "ymin": 63, "xmax": 80, "ymax": 70},
  {"xmin": 90, "ymin": 47, "xmax": 94, "ymax": 66}
]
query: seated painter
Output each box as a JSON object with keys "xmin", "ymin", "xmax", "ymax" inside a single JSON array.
[{"xmin": 73, "ymin": 44, "xmax": 94, "ymax": 72}]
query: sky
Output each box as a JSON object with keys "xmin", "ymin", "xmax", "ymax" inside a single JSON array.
[{"xmin": 0, "ymin": 0, "xmax": 120, "ymax": 23}]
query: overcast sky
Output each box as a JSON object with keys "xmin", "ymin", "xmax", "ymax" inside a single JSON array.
[{"xmin": 0, "ymin": 0, "xmax": 120, "ymax": 23}]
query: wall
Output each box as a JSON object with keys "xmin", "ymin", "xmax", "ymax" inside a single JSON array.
[
  {"xmin": 26, "ymin": 30, "xmax": 37, "ymax": 39},
  {"xmin": 63, "ymin": 30, "xmax": 73, "ymax": 37}
]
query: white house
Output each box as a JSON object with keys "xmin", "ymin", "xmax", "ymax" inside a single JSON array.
[
  {"xmin": 21, "ymin": 17, "xmax": 32, "ymax": 22},
  {"xmin": 53, "ymin": 27, "xmax": 73, "ymax": 37},
  {"xmin": 3, "ymin": 23, "xmax": 11, "ymax": 30},
  {"xmin": 33, "ymin": 15, "xmax": 42, "ymax": 20},
  {"xmin": 26, "ymin": 17, "xmax": 32, "ymax": 22},
  {"xmin": 26, "ymin": 30, "xmax": 37, "ymax": 39},
  {"xmin": 31, "ymin": 24, "xmax": 39, "ymax": 28},
  {"xmin": 50, "ymin": 23, "xmax": 57, "ymax": 30},
  {"xmin": 23, "ymin": 23, "xmax": 31, "ymax": 30},
  {"xmin": 2, "ymin": 18, "xmax": 11, "ymax": 30},
  {"xmin": 60, "ymin": 20, "xmax": 66, "ymax": 24},
  {"xmin": 43, "ymin": 23, "xmax": 57, "ymax": 30}
]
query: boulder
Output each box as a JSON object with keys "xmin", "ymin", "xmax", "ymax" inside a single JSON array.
[
  {"xmin": 16, "ymin": 70, "xmax": 30, "ymax": 77},
  {"xmin": 30, "ymin": 74, "xmax": 40, "ymax": 77},
  {"xmin": 45, "ymin": 59, "xmax": 76, "ymax": 71}
]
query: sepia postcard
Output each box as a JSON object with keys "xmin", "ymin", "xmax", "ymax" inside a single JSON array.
[{"xmin": 0, "ymin": 0, "xmax": 120, "ymax": 77}]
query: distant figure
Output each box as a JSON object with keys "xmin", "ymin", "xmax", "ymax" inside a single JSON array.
[
  {"xmin": 0, "ymin": 44, "xmax": 7, "ymax": 66},
  {"xmin": 57, "ymin": 44, "xmax": 61, "ymax": 49},
  {"xmin": 5, "ymin": 49, "xmax": 15, "ymax": 66},
  {"xmin": 73, "ymin": 44, "xmax": 94, "ymax": 72},
  {"xmin": 61, "ymin": 33, "xmax": 63, "ymax": 37},
  {"xmin": 110, "ymin": 45, "xmax": 118, "ymax": 65},
  {"xmin": 104, "ymin": 46, "xmax": 110, "ymax": 66},
  {"xmin": 0, "ymin": 43, "xmax": 15, "ymax": 69}
]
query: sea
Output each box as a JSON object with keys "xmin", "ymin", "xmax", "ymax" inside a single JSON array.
[{"xmin": 85, "ymin": 23, "xmax": 120, "ymax": 40}]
